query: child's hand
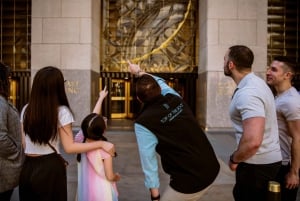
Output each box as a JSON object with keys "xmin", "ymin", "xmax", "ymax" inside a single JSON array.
[
  {"xmin": 114, "ymin": 173, "xmax": 121, "ymax": 181},
  {"xmin": 93, "ymin": 86, "xmax": 108, "ymax": 114},
  {"xmin": 99, "ymin": 86, "xmax": 108, "ymax": 100}
]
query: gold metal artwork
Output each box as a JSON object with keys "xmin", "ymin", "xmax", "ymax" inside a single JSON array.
[{"xmin": 103, "ymin": 0, "xmax": 196, "ymax": 73}]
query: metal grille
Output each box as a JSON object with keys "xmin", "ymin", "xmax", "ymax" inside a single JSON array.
[
  {"xmin": 268, "ymin": 0, "xmax": 300, "ymax": 65},
  {"xmin": 0, "ymin": 0, "xmax": 31, "ymax": 70},
  {"xmin": 0, "ymin": 0, "xmax": 31, "ymax": 110}
]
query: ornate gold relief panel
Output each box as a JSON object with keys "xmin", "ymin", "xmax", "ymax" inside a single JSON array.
[{"xmin": 102, "ymin": 0, "xmax": 197, "ymax": 73}]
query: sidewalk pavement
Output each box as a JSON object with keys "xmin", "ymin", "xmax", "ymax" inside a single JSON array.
[
  {"xmin": 65, "ymin": 129, "xmax": 236, "ymax": 201},
  {"xmin": 11, "ymin": 125, "xmax": 300, "ymax": 201}
]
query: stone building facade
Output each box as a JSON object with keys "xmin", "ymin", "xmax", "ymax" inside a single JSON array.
[{"xmin": 30, "ymin": 0, "xmax": 268, "ymax": 129}]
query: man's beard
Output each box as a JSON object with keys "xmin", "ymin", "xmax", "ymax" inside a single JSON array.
[{"xmin": 224, "ymin": 62, "xmax": 232, "ymax": 76}]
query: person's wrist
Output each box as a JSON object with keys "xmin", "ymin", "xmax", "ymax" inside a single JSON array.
[
  {"xmin": 230, "ymin": 153, "xmax": 240, "ymax": 164},
  {"xmin": 150, "ymin": 194, "xmax": 160, "ymax": 201},
  {"xmin": 136, "ymin": 69, "xmax": 141, "ymax": 76},
  {"xmin": 136, "ymin": 69, "xmax": 145, "ymax": 77}
]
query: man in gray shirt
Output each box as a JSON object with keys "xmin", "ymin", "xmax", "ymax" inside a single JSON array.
[
  {"xmin": 223, "ymin": 45, "xmax": 282, "ymax": 201},
  {"xmin": 266, "ymin": 56, "xmax": 300, "ymax": 201}
]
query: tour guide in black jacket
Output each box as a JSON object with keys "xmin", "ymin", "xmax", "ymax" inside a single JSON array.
[{"xmin": 128, "ymin": 61, "xmax": 220, "ymax": 201}]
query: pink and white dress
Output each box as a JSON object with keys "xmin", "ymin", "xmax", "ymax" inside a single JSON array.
[{"xmin": 76, "ymin": 131, "xmax": 118, "ymax": 201}]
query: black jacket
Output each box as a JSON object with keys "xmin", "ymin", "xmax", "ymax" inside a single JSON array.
[{"xmin": 136, "ymin": 94, "xmax": 220, "ymax": 193}]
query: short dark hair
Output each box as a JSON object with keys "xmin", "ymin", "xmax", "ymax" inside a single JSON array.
[
  {"xmin": 273, "ymin": 56, "xmax": 296, "ymax": 74},
  {"xmin": 136, "ymin": 74, "xmax": 161, "ymax": 103},
  {"xmin": 228, "ymin": 45, "xmax": 254, "ymax": 69}
]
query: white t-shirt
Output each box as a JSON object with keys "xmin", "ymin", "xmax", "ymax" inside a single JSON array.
[
  {"xmin": 229, "ymin": 73, "xmax": 282, "ymax": 164},
  {"xmin": 20, "ymin": 105, "xmax": 74, "ymax": 154},
  {"xmin": 275, "ymin": 87, "xmax": 300, "ymax": 162}
]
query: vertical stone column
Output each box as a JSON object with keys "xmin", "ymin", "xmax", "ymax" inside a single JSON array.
[
  {"xmin": 31, "ymin": 0, "xmax": 100, "ymax": 126},
  {"xmin": 197, "ymin": 0, "xmax": 268, "ymax": 130}
]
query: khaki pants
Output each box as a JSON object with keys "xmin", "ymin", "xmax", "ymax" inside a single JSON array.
[{"xmin": 160, "ymin": 185, "xmax": 211, "ymax": 201}]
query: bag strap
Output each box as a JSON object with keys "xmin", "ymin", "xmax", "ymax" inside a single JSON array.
[
  {"xmin": 47, "ymin": 142, "xmax": 69, "ymax": 166},
  {"xmin": 47, "ymin": 142, "xmax": 58, "ymax": 153}
]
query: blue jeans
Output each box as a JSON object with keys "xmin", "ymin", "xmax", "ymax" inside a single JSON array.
[{"xmin": 233, "ymin": 161, "xmax": 281, "ymax": 201}]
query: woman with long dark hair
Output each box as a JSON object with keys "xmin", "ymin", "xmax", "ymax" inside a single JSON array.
[{"xmin": 19, "ymin": 66, "xmax": 114, "ymax": 201}]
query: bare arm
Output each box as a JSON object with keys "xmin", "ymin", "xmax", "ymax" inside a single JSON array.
[
  {"xmin": 285, "ymin": 120, "xmax": 300, "ymax": 189},
  {"xmin": 93, "ymin": 86, "xmax": 108, "ymax": 114},
  {"xmin": 103, "ymin": 156, "xmax": 120, "ymax": 182},
  {"xmin": 229, "ymin": 117, "xmax": 265, "ymax": 171},
  {"xmin": 59, "ymin": 123, "xmax": 115, "ymax": 154}
]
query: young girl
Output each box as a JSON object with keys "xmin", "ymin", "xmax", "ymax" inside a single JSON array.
[
  {"xmin": 76, "ymin": 86, "xmax": 120, "ymax": 201},
  {"xmin": 19, "ymin": 66, "xmax": 115, "ymax": 201}
]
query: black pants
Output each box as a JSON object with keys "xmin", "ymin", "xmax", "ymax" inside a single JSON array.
[
  {"xmin": 0, "ymin": 189, "xmax": 14, "ymax": 201},
  {"xmin": 275, "ymin": 163, "xmax": 299, "ymax": 201},
  {"xmin": 233, "ymin": 161, "xmax": 281, "ymax": 201},
  {"xmin": 19, "ymin": 153, "xmax": 67, "ymax": 201}
]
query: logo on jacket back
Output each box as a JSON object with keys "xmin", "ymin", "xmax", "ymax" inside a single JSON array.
[{"xmin": 160, "ymin": 103, "xmax": 184, "ymax": 123}]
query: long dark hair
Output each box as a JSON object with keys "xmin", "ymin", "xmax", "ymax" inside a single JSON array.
[
  {"xmin": 23, "ymin": 66, "xmax": 72, "ymax": 144},
  {"xmin": 0, "ymin": 62, "xmax": 10, "ymax": 99},
  {"xmin": 77, "ymin": 113, "xmax": 107, "ymax": 162}
]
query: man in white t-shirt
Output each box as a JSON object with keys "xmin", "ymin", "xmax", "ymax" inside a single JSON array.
[
  {"xmin": 223, "ymin": 45, "xmax": 282, "ymax": 201},
  {"xmin": 266, "ymin": 56, "xmax": 300, "ymax": 201}
]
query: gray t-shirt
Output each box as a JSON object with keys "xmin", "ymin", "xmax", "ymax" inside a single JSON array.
[
  {"xmin": 275, "ymin": 87, "xmax": 300, "ymax": 162},
  {"xmin": 229, "ymin": 73, "xmax": 282, "ymax": 164}
]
